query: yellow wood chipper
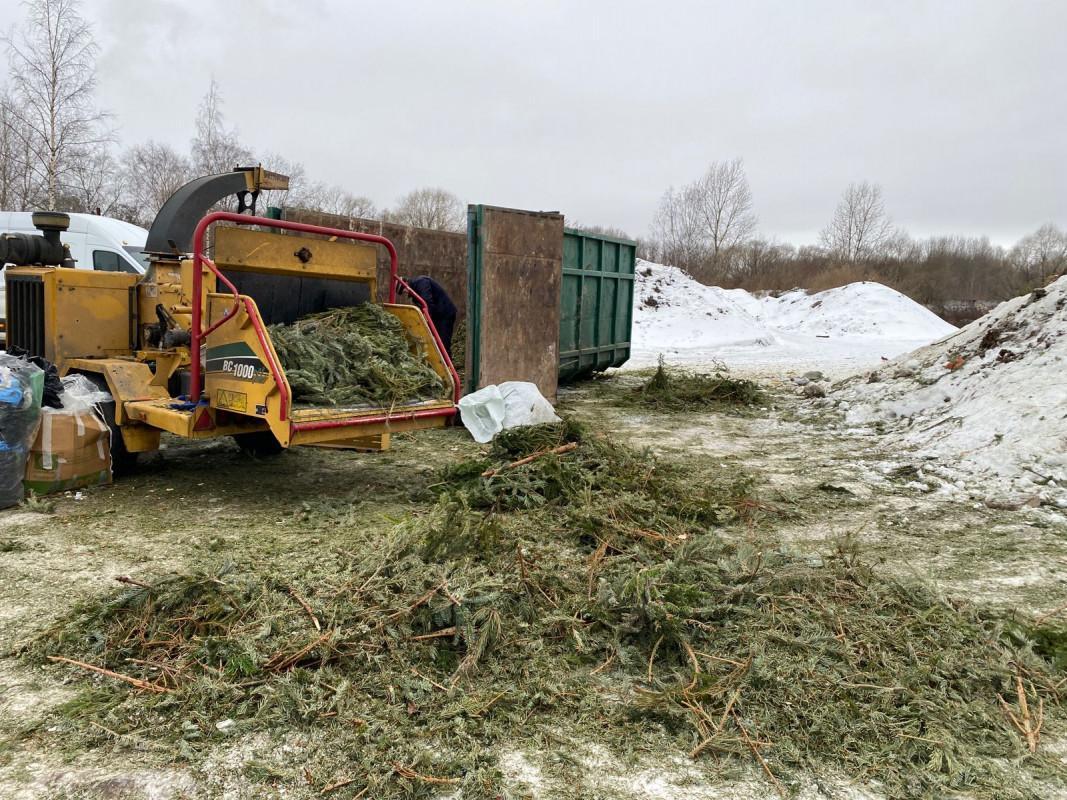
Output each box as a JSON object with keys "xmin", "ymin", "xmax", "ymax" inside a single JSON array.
[{"xmin": 2, "ymin": 167, "xmax": 459, "ymax": 470}]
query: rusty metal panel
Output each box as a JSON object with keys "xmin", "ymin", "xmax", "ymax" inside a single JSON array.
[
  {"xmin": 280, "ymin": 209, "xmax": 468, "ymax": 318},
  {"xmin": 467, "ymin": 206, "xmax": 563, "ymax": 398}
]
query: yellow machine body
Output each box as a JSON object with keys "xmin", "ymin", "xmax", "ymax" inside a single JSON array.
[{"xmin": 4, "ymin": 220, "xmax": 456, "ymax": 457}]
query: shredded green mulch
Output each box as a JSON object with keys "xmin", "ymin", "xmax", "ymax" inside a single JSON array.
[
  {"xmin": 624, "ymin": 357, "xmax": 765, "ymax": 412},
  {"xmin": 269, "ymin": 303, "xmax": 446, "ymax": 407},
  {"xmin": 22, "ymin": 420, "xmax": 1067, "ymax": 798}
]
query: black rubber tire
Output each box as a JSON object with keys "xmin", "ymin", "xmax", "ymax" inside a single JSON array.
[
  {"xmin": 80, "ymin": 373, "xmax": 139, "ymax": 475},
  {"xmin": 232, "ymin": 431, "xmax": 284, "ymax": 458}
]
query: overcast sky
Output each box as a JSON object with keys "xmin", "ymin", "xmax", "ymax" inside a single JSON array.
[{"xmin": 3, "ymin": 0, "xmax": 1065, "ymax": 245}]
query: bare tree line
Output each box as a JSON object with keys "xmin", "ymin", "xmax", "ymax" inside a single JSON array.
[
  {"xmin": 0, "ymin": 0, "xmax": 467, "ymax": 232},
  {"xmin": 648, "ymin": 159, "xmax": 1066, "ymax": 314}
]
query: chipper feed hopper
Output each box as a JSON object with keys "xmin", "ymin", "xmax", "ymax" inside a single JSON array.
[{"xmin": 2, "ymin": 167, "xmax": 459, "ymax": 469}]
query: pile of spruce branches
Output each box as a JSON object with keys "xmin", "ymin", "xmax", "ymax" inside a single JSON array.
[{"xmin": 269, "ymin": 304, "xmax": 445, "ymax": 407}]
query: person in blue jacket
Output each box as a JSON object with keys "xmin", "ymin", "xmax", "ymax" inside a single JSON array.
[{"xmin": 401, "ymin": 276, "xmax": 458, "ymax": 361}]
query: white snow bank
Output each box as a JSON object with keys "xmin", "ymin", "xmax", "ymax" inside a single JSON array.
[
  {"xmin": 634, "ymin": 262, "xmax": 774, "ymax": 352},
  {"xmin": 630, "ymin": 260, "xmax": 955, "ymax": 374},
  {"xmin": 760, "ymin": 282, "xmax": 956, "ymax": 341},
  {"xmin": 836, "ymin": 276, "xmax": 1067, "ymax": 507}
]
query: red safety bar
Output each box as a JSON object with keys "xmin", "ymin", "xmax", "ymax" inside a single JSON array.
[{"xmin": 189, "ymin": 212, "xmax": 461, "ymax": 424}]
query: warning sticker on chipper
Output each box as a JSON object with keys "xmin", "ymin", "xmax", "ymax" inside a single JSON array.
[{"xmin": 216, "ymin": 389, "xmax": 248, "ymax": 412}]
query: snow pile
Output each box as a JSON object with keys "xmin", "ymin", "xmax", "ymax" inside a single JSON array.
[
  {"xmin": 634, "ymin": 262, "xmax": 774, "ymax": 352},
  {"xmin": 631, "ymin": 260, "xmax": 955, "ymax": 372},
  {"xmin": 836, "ymin": 276, "xmax": 1067, "ymax": 507},
  {"xmin": 760, "ymin": 283, "xmax": 957, "ymax": 341}
]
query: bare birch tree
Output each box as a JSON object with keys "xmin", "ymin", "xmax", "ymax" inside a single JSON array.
[
  {"xmin": 250, "ymin": 153, "xmax": 305, "ymax": 214},
  {"xmin": 651, "ymin": 184, "xmax": 707, "ymax": 269},
  {"xmin": 651, "ymin": 159, "xmax": 757, "ymax": 278},
  {"xmin": 4, "ymin": 0, "xmax": 110, "ymax": 210},
  {"xmin": 388, "ymin": 187, "xmax": 464, "ymax": 231},
  {"xmin": 305, "ymin": 185, "xmax": 378, "ymax": 219},
  {"xmin": 0, "ymin": 90, "xmax": 36, "ymax": 208},
  {"xmin": 65, "ymin": 146, "xmax": 122, "ymax": 214},
  {"xmin": 820, "ymin": 181, "xmax": 894, "ymax": 261},
  {"xmin": 1011, "ymin": 223, "xmax": 1067, "ymax": 282},
  {"xmin": 191, "ymin": 79, "xmax": 252, "ymax": 176},
  {"xmin": 693, "ymin": 158, "xmax": 757, "ymax": 271},
  {"xmin": 121, "ymin": 141, "xmax": 192, "ymax": 225},
  {"xmin": 736, "ymin": 237, "xmax": 794, "ymax": 280}
]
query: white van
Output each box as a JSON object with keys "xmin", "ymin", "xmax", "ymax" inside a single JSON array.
[{"xmin": 0, "ymin": 212, "xmax": 149, "ymax": 336}]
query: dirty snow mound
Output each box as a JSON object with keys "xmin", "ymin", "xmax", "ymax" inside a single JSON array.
[
  {"xmin": 631, "ymin": 260, "xmax": 955, "ymax": 373},
  {"xmin": 837, "ymin": 276, "xmax": 1067, "ymax": 508}
]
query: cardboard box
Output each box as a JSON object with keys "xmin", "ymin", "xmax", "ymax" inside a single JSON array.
[{"xmin": 23, "ymin": 407, "xmax": 112, "ymax": 495}]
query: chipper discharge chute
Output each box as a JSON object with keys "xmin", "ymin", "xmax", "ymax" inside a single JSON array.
[{"xmin": 2, "ymin": 167, "xmax": 459, "ymax": 470}]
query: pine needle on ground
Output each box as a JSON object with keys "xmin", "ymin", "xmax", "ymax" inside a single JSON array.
[
  {"xmin": 622, "ymin": 356, "xmax": 765, "ymax": 412},
  {"xmin": 22, "ymin": 420, "xmax": 1067, "ymax": 799}
]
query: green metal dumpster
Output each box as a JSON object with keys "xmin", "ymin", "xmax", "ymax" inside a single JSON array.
[
  {"xmin": 558, "ymin": 228, "xmax": 636, "ymax": 382},
  {"xmin": 466, "ymin": 213, "xmax": 635, "ymax": 392}
]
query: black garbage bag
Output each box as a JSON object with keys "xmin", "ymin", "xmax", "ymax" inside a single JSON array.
[{"xmin": 5, "ymin": 346, "xmax": 62, "ymax": 408}]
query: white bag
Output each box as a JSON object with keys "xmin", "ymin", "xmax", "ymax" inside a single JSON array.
[
  {"xmin": 458, "ymin": 385, "xmax": 507, "ymax": 444},
  {"xmin": 458, "ymin": 381, "xmax": 561, "ymax": 443},
  {"xmin": 60, "ymin": 373, "xmax": 113, "ymax": 412},
  {"xmin": 498, "ymin": 381, "xmax": 561, "ymax": 429}
]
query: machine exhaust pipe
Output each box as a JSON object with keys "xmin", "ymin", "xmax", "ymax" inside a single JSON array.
[{"xmin": 0, "ymin": 211, "xmax": 75, "ymax": 267}]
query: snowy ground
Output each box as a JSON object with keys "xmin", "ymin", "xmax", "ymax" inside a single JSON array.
[
  {"xmin": 627, "ymin": 260, "xmax": 956, "ymax": 377},
  {"xmin": 626, "ymin": 259, "xmax": 1066, "ymax": 512}
]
